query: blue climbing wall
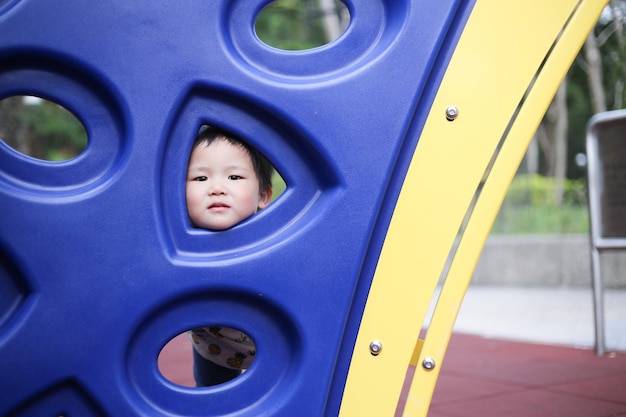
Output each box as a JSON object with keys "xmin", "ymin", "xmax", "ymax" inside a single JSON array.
[{"xmin": 0, "ymin": 0, "xmax": 472, "ymax": 415}]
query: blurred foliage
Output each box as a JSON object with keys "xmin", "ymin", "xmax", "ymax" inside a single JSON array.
[
  {"xmin": 491, "ymin": 174, "xmax": 589, "ymax": 234},
  {"xmin": 255, "ymin": 0, "xmax": 346, "ymax": 50},
  {"xmin": 0, "ymin": 96, "xmax": 87, "ymax": 161},
  {"xmin": 271, "ymin": 171, "xmax": 287, "ymax": 202},
  {"xmin": 501, "ymin": 174, "xmax": 587, "ymax": 206},
  {"xmin": 24, "ymin": 99, "xmax": 87, "ymax": 161},
  {"xmin": 492, "ymin": 205, "xmax": 589, "ymax": 234},
  {"xmin": 565, "ymin": 2, "xmax": 626, "ymax": 179}
]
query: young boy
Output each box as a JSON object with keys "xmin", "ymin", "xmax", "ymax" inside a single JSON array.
[{"xmin": 186, "ymin": 125, "xmax": 274, "ymax": 386}]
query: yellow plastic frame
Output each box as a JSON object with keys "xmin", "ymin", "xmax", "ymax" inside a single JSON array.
[{"xmin": 339, "ymin": 1, "xmax": 608, "ymax": 416}]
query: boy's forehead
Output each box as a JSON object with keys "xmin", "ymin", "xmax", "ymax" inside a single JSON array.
[
  {"xmin": 201, "ymin": 137, "xmax": 248, "ymax": 154},
  {"xmin": 190, "ymin": 139, "xmax": 254, "ymax": 166}
]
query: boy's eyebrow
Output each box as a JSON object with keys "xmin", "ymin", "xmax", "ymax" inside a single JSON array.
[
  {"xmin": 187, "ymin": 165, "xmax": 209, "ymax": 172},
  {"xmin": 224, "ymin": 163, "xmax": 252, "ymax": 172},
  {"xmin": 187, "ymin": 164, "xmax": 253, "ymax": 173}
]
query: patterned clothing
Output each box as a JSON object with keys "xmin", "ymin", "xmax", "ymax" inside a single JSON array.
[{"xmin": 189, "ymin": 326, "xmax": 255, "ymax": 370}]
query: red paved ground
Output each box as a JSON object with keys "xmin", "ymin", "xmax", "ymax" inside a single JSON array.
[
  {"xmin": 158, "ymin": 333, "xmax": 195, "ymax": 387},
  {"xmin": 159, "ymin": 332, "xmax": 626, "ymax": 416}
]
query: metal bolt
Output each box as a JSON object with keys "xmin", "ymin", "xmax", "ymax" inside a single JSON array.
[
  {"xmin": 445, "ymin": 106, "xmax": 459, "ymax": 121},
  {"xmin": 422, "ymin": 356, "xmax": 436, "ymax": 370},
  {"xmin": 369, "ymin": 340, "xmax": 383, "ymax": 356}
]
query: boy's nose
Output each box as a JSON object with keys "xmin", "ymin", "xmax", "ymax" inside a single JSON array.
[{"xmin": 209, "ymin": 182, "xmax": 226, "ymax": 195}]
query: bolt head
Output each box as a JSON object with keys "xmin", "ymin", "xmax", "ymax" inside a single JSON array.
[
  {"xmin": 445, "ymin": 106, "xmax": 459, "ymax": 121},
  {"xmin": 369, "ymin": 340, "xmax": 383, "ymax": 356},
  {"xmin": 422, "ymin": 356, "xmax": 436, "ymax": 370}
]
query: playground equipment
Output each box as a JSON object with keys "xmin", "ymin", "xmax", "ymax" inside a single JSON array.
[
  {"xmin": 587, "ymin": 109, "xmax": 626, "ymax": 356},
  {"xmin": 0, "ymin": 0, "xmax": 606, "ymax": 416}
]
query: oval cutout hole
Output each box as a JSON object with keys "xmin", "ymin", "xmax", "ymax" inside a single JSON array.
[
  {"xmin": 158, "ymin": 327, "xmax": 256, "ymax": 387},
  {"xmin": 0, "ymin": 95, "xmax": 87, "ymax": 161},
  {"xmin": 255, "ymin": 0, "xmax": 350, "ymax": 51}
]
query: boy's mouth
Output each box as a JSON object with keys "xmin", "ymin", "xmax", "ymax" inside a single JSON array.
[{"xmin": 208, "ymin": 202, "xmax": 229, "ymax": 210}]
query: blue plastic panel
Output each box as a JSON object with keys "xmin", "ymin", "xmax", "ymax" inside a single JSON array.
[{"xmin": 0, "ymin": 0, "xmax": 472, "ymax": 415}]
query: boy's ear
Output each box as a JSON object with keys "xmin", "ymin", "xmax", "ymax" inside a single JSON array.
[{"xmin": 257, "ymin": 187, "xmax": 273, "ymax": 210}]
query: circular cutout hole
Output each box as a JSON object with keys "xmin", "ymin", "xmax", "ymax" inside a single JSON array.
[
  {"xmin": 0, "ymin": 95, "xmax": 87, "ymax": 161},
  {"xmin": 255, "ymin": 0, "xmax": 350, "ymax": 51},
  {"xmin": 158, "ymin": 327, "xmax": 256, "ymax": 387},
  {"xmin": 129, "ymin": 293, "xmax": 302, "ymax": 414}
]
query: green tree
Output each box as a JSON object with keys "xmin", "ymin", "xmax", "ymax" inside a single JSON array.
[
  {"xmin": 255, "ymin": 0, "xmax": 348, "ymax": 50},
  {"xmin": 527, "ymin": 2, "xmax": 626, "ymax": 197},
  {"xmin": 567, "ymin": 1, "xmax": 626, "ymax": 179},
  {"xmin": 0, "ymin": 96, "xmax": 87, "ymax": 161}
]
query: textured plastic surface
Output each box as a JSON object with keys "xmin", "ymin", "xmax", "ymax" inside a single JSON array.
[{"xmin": 0, "ymin": 1, "xmax": 471, "ymax": 415}]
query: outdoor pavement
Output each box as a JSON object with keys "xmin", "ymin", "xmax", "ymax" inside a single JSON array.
[
  {"xmin": 419, "ymin": 285, "xmax": 626, "ymax": 417},
  {"xmin": 448, "ymin": 286, "xmax": 626, "ymax": 351},
  {"xmin": 159, "ymin": 285, "xmax": 626, "ymax": 416}
]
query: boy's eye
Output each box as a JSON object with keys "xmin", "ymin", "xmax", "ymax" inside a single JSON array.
[
  {"xmin": 228, "ymin": 175, "xmax": 243, "ymax": 180},
  {"xmin": 193, "ymin": 176, "xmax": 207, "ymax": 181}
]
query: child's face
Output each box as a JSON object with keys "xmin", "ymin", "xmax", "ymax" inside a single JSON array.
[{"xmin": 186, "ymin": 138, "xmax": 272, "ymax": 231}]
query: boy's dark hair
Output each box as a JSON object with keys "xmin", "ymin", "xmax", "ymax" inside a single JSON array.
[{"xmin": 192, "ymin": 125, "xmax": 274, "ymax": 192}]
